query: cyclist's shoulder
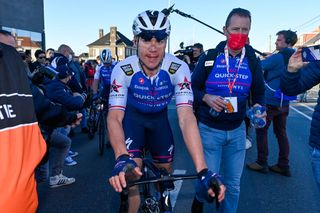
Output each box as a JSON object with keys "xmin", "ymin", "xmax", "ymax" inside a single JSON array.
[
  {"xmin": 112, "ymin": 55, "xmax": 140, "ymax": 78},
  {"xmin": 161, "ymin": 53, "xmax": 189, "ymax": 75}
]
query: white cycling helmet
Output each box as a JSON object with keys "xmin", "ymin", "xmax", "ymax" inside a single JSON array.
[
  {"xmin": 100, "ymin": 48, "xmax": 112, "ymax": 64},
  {"xmin": 132, "ymin": 10, "xmax": 171, "ymax": 37}
]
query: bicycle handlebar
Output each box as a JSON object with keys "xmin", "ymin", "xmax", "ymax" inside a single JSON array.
[
  {"xmin": 126, "ymin": 173, "xmax": 220, "ymax": 210},
  {"xmin": 126, "ymin": 174, "xmax": 198, "ymax": 188}
]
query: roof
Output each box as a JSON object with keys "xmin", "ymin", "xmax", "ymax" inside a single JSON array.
[
  {"xmin": 16, "ymin": 36, "xmax": 41, "ymax": 48},
  {"xmin": 87, "ymin": 31, "xmax": 133, "ymax": 47},
  {"xmin": 304, "ymin": 33, "xmax": 320, "ymax": 45}
]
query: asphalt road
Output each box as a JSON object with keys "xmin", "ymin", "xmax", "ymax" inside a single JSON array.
[{"xmin": 37, "ymin": 101, "xmax": 320, "ymax": 213}]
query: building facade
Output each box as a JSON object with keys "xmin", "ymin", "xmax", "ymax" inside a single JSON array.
[
  {"xmin": 87, "ymin": 26, "xmax": 136, "ymax": 61},
  {"xmin": 295, "ymin": 26, "xmax": 320, "ymax": 46},
  {"xmin": 0, "ymin": 0, "xmax": 44, "ymax": 59}
]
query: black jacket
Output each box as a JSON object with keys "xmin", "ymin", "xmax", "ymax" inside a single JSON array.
[{"xmin": 192, "ymin": 41, "xmax": 265, "ymax": 130}]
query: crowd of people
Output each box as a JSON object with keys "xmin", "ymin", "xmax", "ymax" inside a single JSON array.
[{"xmin": 1, "ymin": 6, "xmax": 320, "ymax": 213}]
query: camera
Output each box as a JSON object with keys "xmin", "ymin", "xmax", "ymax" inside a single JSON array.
[
  {"xmin": 174, "ymin": 42, "xmax": 194, "ymax": 61},
  {"xmin": 31, "ymin": 66, "xmax": 58, "ymax": 85},
  {"xmin": 38, "ymin": 66, "xmax": 58, "ymax": 79}
]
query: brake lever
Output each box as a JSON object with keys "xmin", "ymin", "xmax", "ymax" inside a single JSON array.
[
  {"xmin": 210, "ymin": 178, "xmax": 221, "ymax": 211},
  {"xmin": 213, "ymin": 182, "xmax": 220, "ymax": 210}
]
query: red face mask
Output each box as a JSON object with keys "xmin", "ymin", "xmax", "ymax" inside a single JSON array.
[{"xmin": 227, "ymin": 33, "xmax": 248, "ymax": 50}]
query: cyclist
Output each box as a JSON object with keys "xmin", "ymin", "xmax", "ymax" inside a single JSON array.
[
  {"xmin": 92, "ymin": 48, "xmax": 115, "ymax": 101},
  {"xmin": 107, "ymin": 10, "xmax": 226, "ymax": 212}
]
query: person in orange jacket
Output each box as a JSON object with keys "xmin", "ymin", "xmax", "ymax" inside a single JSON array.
[{"xmin": 0, "ymin": 30, "xmax": 46, "ymax": 213}]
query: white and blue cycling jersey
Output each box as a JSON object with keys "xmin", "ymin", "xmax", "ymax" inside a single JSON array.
[
  {"xmin": 94, "ymin": 62, "xmax": 116, "ymax": 87},
  {"xmin": 108, "ymin": 53, "xmax": 193, "ymax": 113}
]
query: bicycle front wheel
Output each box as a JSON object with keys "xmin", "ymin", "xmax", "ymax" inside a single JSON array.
[
  {"xmin": 87, "ymin": 106, "xmax": 96, "ymax": 139},
  {"xmin": 98, "ymin": 112, "xmax": 106, "ymax": 156}
]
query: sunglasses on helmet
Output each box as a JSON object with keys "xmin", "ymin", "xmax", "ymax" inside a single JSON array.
[{"xmin": 139, "ymin": 30, "xmax": 168, "ymax": 42}]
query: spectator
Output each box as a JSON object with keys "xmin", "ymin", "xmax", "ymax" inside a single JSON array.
[
  {"xmin": 45, "ymin": 65, "xmax": 86, "ymax": 166},
  {"xmin": 51, "ymin": 44, "xmax": 84, "ymax": 94},
  {"xmin": 183, "ymin": 43, "xmax": 204, "ymax": 74},
  {"xmin": 30, "ymin": 69, "xmax": 82, "ymax": 187},
  {"xmin": 247, "ymin": 30, "xmax": 298, "ymax": 177},
  {"xmin": 25, "ymin": 49, "xmax": 33, "ymax": 71},
  {"xmin": 30, "ymin": 49, "xmax": 46, "ymax": 72},
  {"xmin": 0, "ymin": 38, "xmax": 46, "ymax": 212},
  {"xmin": 280, "ymin": 47, "xmax": 320, "ymax": 191},
  {"xmin": 70, "ymin": 54, "xmax": 88, "ymax": 133},
  {"xmin": 191, "ymin": 8, "xmax": 265, "ymax": 213},
  {"xmin": 83, "ymin": 60, "xmax": 96, "ymax": 89},
  {"xmin": 192, "ymin": 43, "xmax": 204, "ymax": 67},
  {"xmin": 52, "ymin": 45, "xmax": 88, "ymax": 133},
  {"xmin": 95, "ymin": 55, "xmax": 103, "ymax": 72},
  {"xmin": 46, "ymin": 48, "xmax": 55, "ymax": 65},
  {"xmin": 46, "ymin": 48, "xmax": 55, "ymax": 60}
]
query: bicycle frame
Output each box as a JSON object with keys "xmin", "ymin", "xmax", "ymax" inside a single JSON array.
[
  {"xmin": 88, "ymin": 98, "xmax": 109, "ymax": 155},
  {"xmin": 87, "ymin": 101, "xmax": 98, "ymax": 139},
  {"xmin": 96, "ymin": 98, "xmax": 109, "ymax": 156}
]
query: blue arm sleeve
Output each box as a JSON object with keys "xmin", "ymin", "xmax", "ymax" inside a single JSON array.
[
  {"xmin": 261, "ymin": 54, "xmax": 282, "ymax": 71},
  {"xmin": 281, "ymin": 61, "xmax": 320, "ymax": 96},
  {"xmin": 31, "ymin": 84, "xmax": 77, "ymax": 127},
  {"xmin": 46, "ymin": 83, "xmax": 84, "ymax": 111}
]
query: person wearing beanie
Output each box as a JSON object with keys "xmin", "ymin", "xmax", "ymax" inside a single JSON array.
[
  {"xmin": 45, "ymin": 65, "xmax": 86, "ymax": 110},
  {"xmin": 44, "ymin": 64, "xmax": 87, "ymax": 173}
]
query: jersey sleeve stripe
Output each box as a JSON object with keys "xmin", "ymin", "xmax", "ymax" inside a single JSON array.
[
  {"xmin": 176, "ymin": 103, "xmax": 193, "ymax": 107},
  {"xmin": 109, "ymin": 106, "xmax": 126, "ymax": 110}
]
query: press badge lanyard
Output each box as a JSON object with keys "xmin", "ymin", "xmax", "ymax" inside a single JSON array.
[{"xmin": 224, "ymin": 46, "xmax": 246, "ymax": 95}]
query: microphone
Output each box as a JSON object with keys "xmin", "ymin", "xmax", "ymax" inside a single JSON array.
[{"xmin": 161, "ymin": 4, "xmax": 175, "ymax": 16}]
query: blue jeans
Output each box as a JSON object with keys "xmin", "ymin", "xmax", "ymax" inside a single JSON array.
[
  {"xmin": 49, "ymin": 127, "xmax": 71, "ymax": 176},
  {"xmin": 311, "ymin": 147, "xmax": 320, "ymax": 192},
  {"xmin": 195, "ymin": 122, "xmax": 246, "ymax": 213}
]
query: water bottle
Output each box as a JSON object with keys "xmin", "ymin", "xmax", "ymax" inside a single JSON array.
[{"xmin": 246, "ymin": 106, "xmax": 266, "ymax": 128}]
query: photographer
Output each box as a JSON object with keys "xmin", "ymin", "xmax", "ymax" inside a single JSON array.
[
  {"xmin": 191, "ymin": 43, "xmax": 204, "ymax": 69},
  {"xmin": 175, "ymin": 42, "xmax": 204, "ymax": 74}
]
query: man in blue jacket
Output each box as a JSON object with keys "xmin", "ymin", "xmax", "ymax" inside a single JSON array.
[
  {"xmin": 45, "ymin": 65, "xmax": 86, "ymax": 111},
  {"xmin": 281, "ymin": 47, "xmax": 320, "ymax": 191},
  {"xmin": 45, "ymin": 65, "xmax": 87, "ymax": 169},
  {"xmin": 247, "ymin": 30, "xmax": 297, "ymax": 177}
]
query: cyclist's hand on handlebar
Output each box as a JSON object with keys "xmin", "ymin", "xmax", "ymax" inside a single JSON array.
[
  {"xmin": 109, "ymin": 154, "xmax": 142, "ymax": 192},
  {"xmin": 198, "ymin": 169, "xmax": 226, "ymax": 203}
]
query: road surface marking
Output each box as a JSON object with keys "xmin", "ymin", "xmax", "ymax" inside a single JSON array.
[
  {"xmin": 171, "ymin": 169, "xmax": 186, "ymax": 208},
  {"xmin": 298, "ymin": 103, "xmax": 314, "ymax": 111},
  {"xmin": 290, "ymin": 105, "xmax": 312, "ymax": 120}
]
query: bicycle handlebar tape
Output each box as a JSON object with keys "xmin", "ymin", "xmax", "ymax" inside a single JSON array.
[{"xmin": 111, "ymin": 154, "xmax": 137, "ymax": 176}]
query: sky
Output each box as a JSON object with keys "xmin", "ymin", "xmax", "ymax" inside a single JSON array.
[{"xmin": 44, "ymin": 0, "xmax": 320, "ymax": 57}]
